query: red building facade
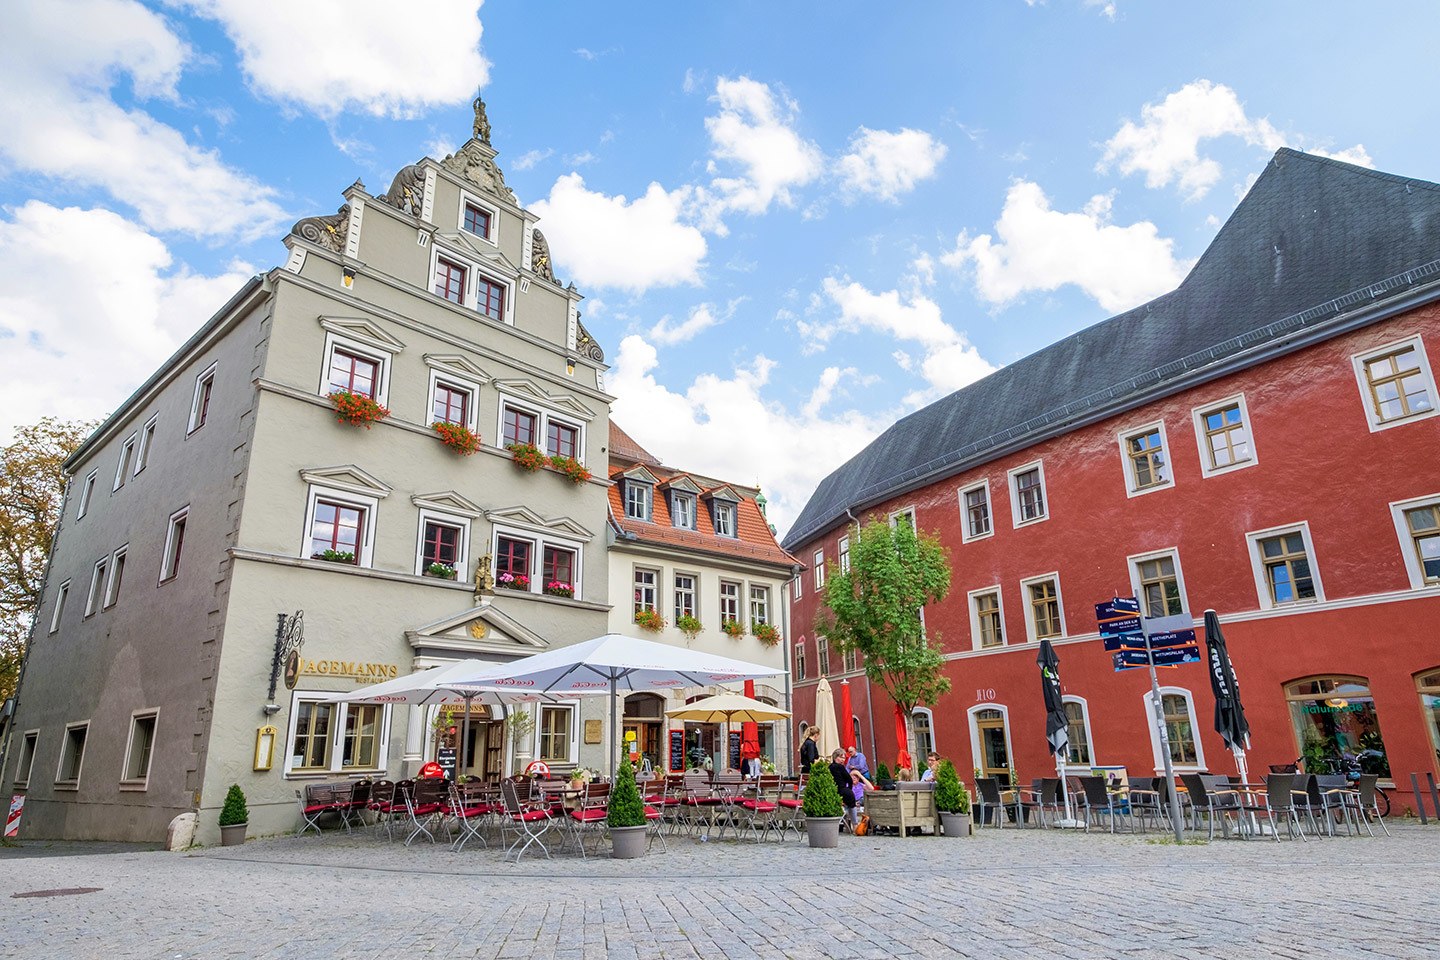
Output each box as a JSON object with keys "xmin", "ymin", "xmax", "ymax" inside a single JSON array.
[{"xmin": 783, "ymin": 150, "xmax": 1440, "ymax": 811}]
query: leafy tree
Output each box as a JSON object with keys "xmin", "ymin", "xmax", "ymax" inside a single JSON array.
[
  {"xmin": 816, "ymin": 514, "xmax": 952, "ymax": 768},
  {"xmin": 801, "ymin": 758, "xmax": 843, "ymax": 818},
  {"xmin": 0, "ymin": 417, "xmax": 95, "ymax": 701}
]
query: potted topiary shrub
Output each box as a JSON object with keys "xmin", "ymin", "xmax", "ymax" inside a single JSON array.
[
  {"xmin": 608, "ymin": 757, "xmax": 648, "ymax": 859},
  {"xmin": 876, "ymin": 761, "xmax": 894, "ymax": 790},
  {"xmin": 802, "ymin": 758, "xmax": 844, "ymax": 848},
  {"xmin": 218, "ymin": 783, "xmax": 249, "ymax": 846},
  {"xmin": 934, "ymin": 759, "xmax": 972, "ymax": 837}
]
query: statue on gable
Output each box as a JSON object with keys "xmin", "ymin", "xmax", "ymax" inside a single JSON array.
[{"xmin": 472, "ymin": 94, "xmax": 492, "ymax": 144}]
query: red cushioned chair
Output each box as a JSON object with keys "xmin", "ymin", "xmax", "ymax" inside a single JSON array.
[
  {"xmin": 448, "ymin": 780, "xmax": 493, "ymax": 853},
  {"xmin": 500, "ymin": 777, "xmax": 555, "ymax": 863},
  {"xmin": 566, "ymin": 781, "xmax": 610, "ymax": 860},
  {"xmin": 295, "ymin": 783, "xmax": 337, "ymax": 837}
]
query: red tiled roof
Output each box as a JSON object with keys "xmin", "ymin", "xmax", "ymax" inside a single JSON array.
[{"xmin": 608, "ymin": 422, "xmax": 660, "ymax": 466}]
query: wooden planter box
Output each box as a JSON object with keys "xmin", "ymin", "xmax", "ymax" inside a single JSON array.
[{"xmin": 864, "ymin": 781, "xmax": 939, "ymax": 837}]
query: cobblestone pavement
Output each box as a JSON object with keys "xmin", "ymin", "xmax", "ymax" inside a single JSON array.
[{"xmin": 3, "ymin": 821, "xmax": 1435, "ymax": 959}]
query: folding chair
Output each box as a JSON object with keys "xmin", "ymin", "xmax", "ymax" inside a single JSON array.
[
  {"xmin": 565, "ymin": 781, "xmax": 610, "ymax": 860},
  {"xmin": 739, "ymin": 775, "xmax": 782, "ymax": 842},
  {"xmin": 500, "ymin": 777, "xmax": 555, "ymax": 863},
  {"xmin": 775, "ymin": 777, "xmax": 805, "ymax": 839},
  {"xmin": 368, "ymin": 780, "xmax": 406, "ymax": 840},
  {"xmin": 974, "ymin": 778, "xmax": 1008, "ymax": 827},
  {"xmin": 341, "ymin": 779, "xmax": 372, "ymax": 833},
  {"xmin": 449, "ymin": 780, "xmax": 492, "ymax": 852},
  {"xmin": 404, "ymin": 777, "xmax": 449, "ymax": 846},
  {"xmin": 295, "ymin": 783, "xmax": 336, "ymax": 836},
  {"xmin": 1353, "ymin": 774, "xmax": 1390, "ymax": 837},
  {"xmin": 1238, "ymin": 773, "xmax": 1307, "ymax": 841}
]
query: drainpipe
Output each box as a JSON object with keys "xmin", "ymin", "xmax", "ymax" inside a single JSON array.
[
  {"xmin": 845, "ymin": 507, "xmax": 878, "ymax": 758},
  {"xmin": 782, "ymin": 563, "xmax": 798, "ymax": 774}
]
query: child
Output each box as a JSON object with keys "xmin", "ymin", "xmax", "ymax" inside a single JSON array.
[{"xmin": 849, "ymin": 768, "xmax": 872, "ymax": 807}]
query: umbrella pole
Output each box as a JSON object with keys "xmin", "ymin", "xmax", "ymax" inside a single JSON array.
[
  {"xmin": 460, "ymin": 694, "xmax": 473, "ymax": 780},
  {"xmin": 610, "ymin": 675, "xmax": 618, "ymax": 783}
]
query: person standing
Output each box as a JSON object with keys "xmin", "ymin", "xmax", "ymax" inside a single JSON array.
[
  {"xmin": 799, "ymin": 726, "xmax": 821, "ymax": 773},
  {"xmin": 829, "ymin": 749, "xmax": 858, "ymax": 827},
  {"xmin": 845, "ymin": 745, "xmax": 870, "ymax": 778}
]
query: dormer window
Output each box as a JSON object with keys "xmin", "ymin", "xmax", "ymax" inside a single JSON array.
[
  {"xmin": 713, "ymin": 501, "xmax": 736, "ymax": 537},
  {"xmin": 672, "ymin": 494, "xmax": 695, "ymax": 530},
  {"xmin": 625, "ymin": 482, "xmax": 652, "ymax": 521}
]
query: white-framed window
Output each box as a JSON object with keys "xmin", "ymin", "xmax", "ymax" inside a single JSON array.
[
  {"xmin": 416, "ymin": 509, "xmax": 471, "ymax": 578},
  {"xmin": 188, "ymin": 361, "xmax": 217, "ymax": 435},
  {"xmin": 321, "ymin": 334, "xmax": 392, "ymax": 407},
  {"xmin": 633, "ymin": 567, "xmax": 659, "ymax": 617},
  {"xmin": 838, "ymin": 536, "xmax": 850, "ymax": 574},
  {"xmin": 492, "ymin": 524, "xmax": 585, "ymax": 597},
  {"xmin": 674, "ymin": 573, "xmax": 697, "ymax": 619},
  {"xmin": 120, "ymin": 710, "xmax": 159, "ymax": 789},
  {"xmin": 1144, "ymin": 687, "xmax": 1205, "ymax": 772},
  {"xmin": 545, "ymin": 417, "xmax": 581, "ymax": 460},
  {"xmin": 427, "ymin": 372, "xmax": 480, "ymax": 432},
  {"xmin": 303, "ymin": 486, "xmax": 379, "ymax": 567},
  {"xmin": 537, "ymin": 704, "xmax": 576, "ymax": 763},
  {"xmin": 14, "ymin": 730, "xmax": 39, "ymax": 787},
  {"xmin": 1351, "ymin": 334, "xmax": 1437, "ymax": 432},
  {"xmin": 429, "ymin": 244, "xmax": 513, "ymax": 324},
  {"xmin": 459, "ymin": 191, "xmax": 499, "ymax": 245},
  {"xmin": 84, "ymin": 556, "xmax": 107, "ymax": 617},
  {"xmin": 1245, "ymin": 522, "xmax": 1324, "ymax": 609},
  {"xmin": 719, "ymin": 580, "xmax": 741, "ymax": 626},
  {"xmin": 794, "ymin": 638, "xmax": 807, "ymax": 681},
  {"xmin": 749, "ymin": 584, "xmax": 770, "ymax": 625},
  {"xmin": 713, "ymin": 500, "xmax": 736, "ymax": 537},
  {"xmin": 113, "ymin": 434, "xmax": 136, "ymax": 491},
  {"xmin": 625, "ymin": 482, "xmax": 652, "ymax": 521},
  {"xmin": 104, "ymin": 545, "xmax": 127, "ymax": 608},
  {"xmin": 1008, "ymin": 461, "xmax": 1049, "ymax": 526},
  {"xmin": 76, "ymin": 470, "xmax": 97, "ymax": 520},
  {"xmin": 816, "ymin": 637, "xmax": 830, "ymax": 676},
  {"xmin": 160, "ymin": 507, "xmax": 188, "ymax": 583},
  {"xmin": 55, "ymin": 720, "xmax": 90, "ymax": 788},
  {"xmin": 1191, "ymin": 393, "xmax": 1257, "ymax": 478},
  {"xmin": 498, "ymin": 397, "xmax": 586, "ymax": 464},
  {"xmin": 284, "ymin": 691, "xmax": 391, "ymax": 776},
  {"xmin": 959, "ymin": 481, "xmax": 992, "ymax": 542},
  {"xmin": 671, "ymin": 493, "xmax": 695, "ymax": 530},
  {"xmin": 967, "ymin": 586, "xmax": 1006, "ymax": 650},
  {"xmin": 792, "ymin": 572, "xmax": 801, "ymax": 600},
  {"xmin": 1127, "ymin": 547, "xmax": 1190, "ymax": 620},
  {"xmin": 843, "ymin": 647, "xmax": 858, "ymax": 673},
  {"xmin": 1062, "ymin": 696, "xmax": 1094, "ymax": 766},
  {"xmin": 134, "ymin": 415, "xmax": 158, "ymax": 476},
  {"xmin": 49, "ymin": 580, "xmax": 70, "ymax": 634},
  {"xmin": 1389, "ymin": 493, "xmax": 1440, "ymax": 589},
  {"xmin": 1019, "ymin": 572, "xmax": 1064, "ymax": 641},
  {"xmin": 1117, "ymin": 420, "xmax": 1175, "ymax": 496},
  {"xmin": 890, "ymin": 506, "xmax": 916, "ymax": 530},
  {"xmin": 912, "ymin": 706, "xmax": 936, "ymax": 757},
  {"xmin": 813, "ymin": 550, "xmax": 825, "ymax": 589}
]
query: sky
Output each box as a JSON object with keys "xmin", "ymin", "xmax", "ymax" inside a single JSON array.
[{"xmin": 3, "ymin": 1, "xmax": 1438, "ymax": 536}]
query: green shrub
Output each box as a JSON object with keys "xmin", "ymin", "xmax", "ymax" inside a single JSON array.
[
  {"xmin": 607, "ymin": 757, "xmax": 646, "ymax": 828},
  {"xmin": 802, "ymin": 758, "xmax": 843, "ymax": 818},
  {"xmin": 934, "ymin": 759, "xmax": 970, "ymax": 814},
  {"xmin": 876, "ymin": 761, "xmax": 891, "ymax": 783},
  {"xmin": 218, "ymin": 784, "xmax": 249, "ymax": 826}
]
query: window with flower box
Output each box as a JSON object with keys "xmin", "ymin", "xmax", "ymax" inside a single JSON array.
[
  {"xmin": 749, "ymin": 585, "xmax": 770, "ymax": 625},
  {"xmin": 421, "ymin": 520, "xmax": 462, "ymax": 569},
  {"xmin": 491, "ymin": 522, "xmax": 584, "ymax": 596},
  {"xmin": 302, "ymin": 481, "xmax": 380, "ymax": 568},
  {"xmin": 544, "ymin": 546, "xmax": 575, "ymax": 592},
  {"xmin": 546, "ymin": 420, "xmax": 579, "ymax": 459},
  {"xmin": 496, "ymin": 535, "xmax": 534, "ymax": 590},
  {"xmin": 719, "ymin": 580, "xmax": 740, "ymax": 624},
  {"xmin": 320, "ymin": 335, "xmax": 392, "ymax": 409},
  {"xmin": 432, "ymin": 383, "xmax": 470, "ymax": 426},
  {"xmin": 634, "ymin": 567, "xmax": 658, "ymax": 618},
  {"xmin": 502, "ymin": 405, "xmax": 537, "ymax": 447},
  {"xmin": 674, "ymin": 574, "xmax": 697, "ymax": 619}
]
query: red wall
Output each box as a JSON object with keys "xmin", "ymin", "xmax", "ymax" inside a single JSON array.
[{"xmin": 789, "ymin": 305, "xmax": 1440, "ymax": 811}]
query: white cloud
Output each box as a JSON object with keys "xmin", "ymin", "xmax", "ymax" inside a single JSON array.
[
  {"xmin": 1085, "ymin": 0, "xmax": 1117, "ymax": 19},
  {"xmin": 1099, "ymin": 80, "xmax": 1371, "ymax": 200},
  {"xmin": 608, "ymin": 336, "xmax": 888, "ymax": 535},
  {"xmin": 175, "ymin": 0, "xmax": 489, "ymax": 119},
  {"xmin": 530, "ymin": 173, "xmax": 706, "ymax": 294},
  {"xmin": 1312, "ymin": 144, "xmax": 1374, "ymax": 167},
  {"xmin": 836, "ymin": 127, "xmax": 948, "ymax": 202},
  {"xmin": 649, "ymin": 303, "xmax": 723, "ymax": 345},
  {"xmin": 513, "ymin": 148, "xmax": 554, "ymax": 171},
  {"xmin": 0, "ymin": 0, "xmax": 286, "ymax": 240},
  {"xmin": 942, "ymin": 180, "xmax": 1190, "ymax": 313},
  {"xmin": 0, "ymin": 202, "xmax": 254, "ymax": 438}
]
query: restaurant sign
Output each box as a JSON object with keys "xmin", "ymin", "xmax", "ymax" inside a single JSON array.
[{"xmin": 297, "ymin": 659, "xmax": 400, "ymax": 683}]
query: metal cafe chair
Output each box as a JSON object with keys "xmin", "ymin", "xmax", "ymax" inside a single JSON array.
[
  {"xmin": 974, "ymin": 778, "xmax": 1009, "ymax": 828},
  {"xmin": 565, "ymin": 781, "xmax": 610, "ymax": 860},
  {"xmin": 499, "ymin": 777, "xmax": 555, "ymax": 863},
  {"xmin": 1352, "ymin": 774, "xmax": 1391, "ymax": 837},
  {"xmin": 1076, "ymin": 775, "xmax": 1133, "ymax": 834},
  {"xmin": 403, "ymin": 777, "xmax": 450, "ymax": 846},
  {"xmin": 739, "ymin": 775, "xmax": 783, "ymax": 842},
  {"xmin": 295, "ymin": 783, "xmax": 336, "ymax": 837},
  {"xmin": 448, "ymin": 780, "xmax": 493, "ymax": 853},
  {"xmin": 1179, "ymin": 773, "xmax": 1237, "ymax": 839},
  {"xmin": 775, "ymin": 777, "xmax": 806, "ymax": 839},
  {"xmin": 1237, "ymin": 773, "xmax": 1307, "ymax": 841}
]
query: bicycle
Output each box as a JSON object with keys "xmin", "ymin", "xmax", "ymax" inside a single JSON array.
[{"xmin": 1281, "ymin": 751, "xmax": 1391, "ymax": 818}]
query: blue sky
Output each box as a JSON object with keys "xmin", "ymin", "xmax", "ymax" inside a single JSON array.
[{"xmin": 3, "ymin": 1, "xmax": 1436, "ymax": 534}]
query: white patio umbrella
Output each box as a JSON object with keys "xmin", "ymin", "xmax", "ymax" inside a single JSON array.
[
  {"xmin": 446, "ymin": 633, "xmax": 788, "ymax": 780},
  {"xmin": 665, "ymin": 693, "xmax": 791, "ymax": 724},
  {"xmin": 814, "ymin": 677, "xmax": 841, "ymax": 762}
]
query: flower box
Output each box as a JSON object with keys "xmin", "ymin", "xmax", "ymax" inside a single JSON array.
[
  {"xmin": 543, "ymin": 581, "xmax": 574, "ymax": 598},
  {"xmin": 312, "ymin": 550, "xmax": 356, "ymax": 565},
  {"xmin": 496, "ymin": 572, "xmax": 531, "ymax": 591},
  {"xmin": 425, "ymin": 562, "xmax": 458, "ymax": 580},
  {"xmin": 719, "ymin": 619, "xmax": 744, "ymax": 639},
  {"xmin": 753, "ymin": 621, "xmax": 781, "ymax": 646},
  {"xmin": 507, "ymin": 443, "xmax": 547, "ymax": 471},
  {"xmin": 675, "ymin": 615, "xmax": 703, "ymax": 640},
  {"xmin": 432, "ymin": 421, "xmax": 482, "ymax": 455},
  {"xmin": 634, "ymin": 609, "xmax": 665, "ymax": 632},
  {"xmin": 327, "ymin": 390, "xmax": 390, "ymax": 428},
  {"xmin": 548, "ymin": 454, "xmax": 591, "ymax": 484}
]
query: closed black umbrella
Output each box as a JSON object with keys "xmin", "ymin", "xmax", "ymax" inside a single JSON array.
[
  {"xmin": 1037, "ymin": 639, "xmax": 1069, "ymax": 759},
  {"xmin": 1204, "ymin": 609, "xmax": 1251, "ymax": 779}
]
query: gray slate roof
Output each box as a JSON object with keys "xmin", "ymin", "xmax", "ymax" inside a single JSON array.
[{"xmin": 782, "ymin": 148, "xmax": 1440, "ymax": 550}]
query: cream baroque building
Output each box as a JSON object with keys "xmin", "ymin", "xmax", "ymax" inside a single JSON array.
[{"xmin": 3, "ymin": 101, "xmax": 619, "ymax": 843}]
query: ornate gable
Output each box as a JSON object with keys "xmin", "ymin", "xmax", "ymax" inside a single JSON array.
[
  {"xmin": 702, "ymin": 484, "xmax": 742, "ymax": 503},
  {"xmin": 486, "ymin": 505, "xmax": 594, "ymax": 542},
  {"xmin": 406, "ymin": 601, "xmax": 549, "ymax": 656},
  {"xmin": 492, "ymin": 378, "xmax": 597, "ymax": 421},
  {"xmin": 659, "ymin": 475, "xmax": 703, "ymax": 495},
  {"xmin": 434, "ymin": 230, "xmax": 521, "ymax": 276},
  {"xmin": 621, "ymin": 465, "xmax": 659, "ymax": 486},
  {"xmin": 412, "ymin": 490, "xmax": 484, "ymax": 519},
  {"xmin": 318, "ymin": 316, "xmax": 407, "ymax": 354},
  {"xmin": 299, "ymin": 465, "xmax": 392, "ymax": 498},
  {"xmin": 424, "ymin": 354, "xmax": 491, "ymax": 384}
]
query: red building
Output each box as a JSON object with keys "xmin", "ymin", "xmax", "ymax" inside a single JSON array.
[{"xmin": 783, "ymin": 149, "xmax": 1440, "ymax": 812}]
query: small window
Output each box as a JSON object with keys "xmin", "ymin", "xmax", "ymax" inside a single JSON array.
[
  {"xmin": 1136, "ymin": 554, "xmax": 1184, "ymax": 618},
  {"xmin": 310, "ymin": 500, "xmax": 364, "ymax": 564},
  {"xmin": 104, "ymin": 547, "xmax": 127, "ymax": 608},
  {"xmin": 749, "ymin": 585, "xmax": 770, "ymax": 625},
  {"xmin": 543, "ymin": 545, "xmax": 576, "ymax": 592},
  {"xmin": 113, "ymin": 435, "xmax": 136, "ymax": 491},
  {"xmin": 188, "ymin": 361, "xmax": 217, "ymax": 434},
  {"xmin": 1391, "ymin": 496, "xmax": 1440, "ymax": 589},
  {"xmin": 77, "ymin": 470, "xmax": 97, "ymax": 520},
  {"xmin": 674, "ymin": 574, "xmax": 697, "ymax": 619},
  {"xmin": 1063, "ymin": 700, "xmax": 1092, "ymax": 766},
  {"xmin": 85, "ymin": 557, "xmax": 107, "ymax": 616},
  {"xmin": 496, "ymin": 535, "xmax": 533, "ymax": 590},
  {"xmin": 1353, "ymin": 336, "xmax": 1436, "ymax": 430},
  {"xmin": 838, "ymin": 536, "xmax": 850, "ymax": 574},
  {"xmin": 49, "ymin": 580, "xmax": 70, "ymax": 633},
  {"xmin": 463, "ymin": 202, "xmax": 492, "ymax": 239},
  {"xmin": 1009, "ymin": 463, "xmax": 1048, "ymax": 525},
  {"xmin": 122, "ymin": 712, "xmax": 158, "ymax": 786},
  {"xmin": 719, "ymin": 580, "xmax": 741, "ymax": 626},
  {"xmin": 341, "ymin": 704, "xmax": 382, "ymax": 769},
  {"xmin": 1120, "ymin": 422, "xmax": 1173, "ymax": 495},
  {"xmin": 1251, "ymin": 528, "xmax": 1319, "ymax": 606},
  {"xmin": 633, "ymin": 568, "xmax": 658, "ymax": 617},
  {"xmin": 434, "ymin": 257, "xmax": 466, "ymax": 304},
  {"xmin": 671, "ymin": 494, "xmax": 695, "ymax": 530},
  {"xmin": 970, "ymin": 589, "xmax": 1004, "ymax": 649},
  {"xmin": 960, "ymin": 482, "xmax": 992, "ymax": 541},
  {"xmin": 795, "ymin": 639, "xmax": 807, "ymax": 681},
  {"xmin": 792, "ymin": 572, "xmax": 801, "ymax": 600},
  {"xmin": 713, "ymin": 501, "xmax": 736, "ymax": 537},
  {"xmin": 1193, "ymin": 394, "xmax": 1256, "ymax": 477},
  {"xmin": 421, "ymin": 520, "xmax": 462, "ymax": 570},
  {"xmin": 890, "ymin": 507, "xmax": 916, "ymax": 530},
  {"xmin": 15, "ymin": 731, "xmax": 39, "ymax": 787},
  {"xmin": 1021, "ymin": 574, "xmax": 1063, "ymax": 641},
  {"xmin": 289, "ymin": 701, "xmax": 334, "ymax": 771},
  {"xmin": 476, "ymin": 276, "xmax": 506, "ymax": 321},
  {"xmin": 625, "ymin": 482, "xmax": 652, "ymax": 521},
  {"xmin": 56, "ymin": 721, "xmax": 89, "ymax": 786},
  {"xmin": 502, "ymin": 405, "xmax": 538, "ymax": 447},
  {"xmin": 432, "ymin": 382, "xmax": 471, "ymax": 426},
  {"xmin": 160, "ymin": 508, "xmax": 187, "ymax": 583},
  {"xmin": 546, "ymin": 420, "xmax": 579, "ymax": 459},
  {"xmin": 813, "ymin": 550, "xmax": 826, "ymax": 588},
  {"xmin": 843, "ymin": 648, "xmax": 858, "ymax": 673},
  {"xmin": 538, "ymin": 705, "xmax": 572, "ymax": 762},
  {"xmin": 327, "ymin": 348, "xmax": 381, "ymax": 399},
  {"xmin": 817, "ymin": 637, "xmax": 831, "ymax": 676},
  {"xmin": 1160, "ymin": 693, "xmax": 1199, "ymax": 766},
  {"xmin": 134, "ymin": 415, "xmax": 158, "ymax": 475}
]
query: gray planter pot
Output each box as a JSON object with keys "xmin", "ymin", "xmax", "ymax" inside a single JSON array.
[
  {"xmin": 610, "ymin": 824, "xmax": 647, "ymax": 859},
  {"xmin": 806, "ymin": 815, "xmax": 843, "ymax": 848},
  {"xmin": 940, "ymin": 811, "xmax": 972, "ymax": 837},
  {"xmin": 219, "ymin": 823, "xmax": 248, "ymax": 847}
]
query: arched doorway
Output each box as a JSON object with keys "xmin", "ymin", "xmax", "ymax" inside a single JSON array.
[
  {"xmin": 970, "ymin": 706, "xmax": 1012, "ymax": 786},
  {"xmin": 458, "ymin": 703, "xmax": 504, "ymax": 781}
]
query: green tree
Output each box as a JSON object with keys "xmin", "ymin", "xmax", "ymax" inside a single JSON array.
[
  {"xmin": 801, "ymin": 758, "xmax": 843, "ymax": 818},
  {"xmin": 607, "ymin": 757, "xmax": 646, "ymax": 827},
  {"xmin": 816, "ymin": 514, "xmax": 952, "ymax": 767},
  {"xmin": 0, "ymin": 417, "xmax": 95, "ymax": 701}
]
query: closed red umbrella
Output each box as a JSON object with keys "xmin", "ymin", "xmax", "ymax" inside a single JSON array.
[
  {"xmin": 894, "ymin": 703, "xmax": 913, "ymax": 773},
  {"xmin": 839, "ymin": 681, "xmax": 855, "ymax": 750},
  {"xmin": 740, "ymin": 679, "xmax": 759, "ymax": 772}
]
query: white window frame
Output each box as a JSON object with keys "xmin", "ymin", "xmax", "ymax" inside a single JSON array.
[
  {"xmin": 188, "ymin": 361, "xmax": 217, "ymax": 435},
  {"xmin": 55, "ymin": 720, "xmax": 90, "ymax": 789},
  {"xmin": 302, "ymin": 485, "xmax": 380, "ymax": 568},
  {"xmin": 967, "ymin": 585, "xmax": 1007, "ymax": 651},
  {"xmin": 120, "ymin": 709, "xmax": 159, "ymax": 790},
  {"xmin": 1191, "ymin": 392, "xmax": 1258, "ymax": 478},
  {"xmin": 496, "ymin": 394, "xmax": 586, "ymax": 465},
  {"xmin": 749, "ymin": 584, "xmax": 771, "ymax": 625},
  {"xmin": 14, "ymin": 729, "xmax": 39, "ymax": 787},
  {"xmin": 534, "ymin": 703, "xmax": 577, "ymax": 764},
  {"xmin": 415, "ymin": 509, "xmax": 472, "ymax": 578},
  {"xmin": 1388, "ymin": 492, "xmax": 1440, "ymax": 590},
  {"xmin": 1244, "ymin": 521, "xmax": 1325, "ymax": 610},
  {"xmin": 794, "ymin": 637, "xmax": 807, "ymax": 681},
  {"xmin": 104, "ymin": 545, "xmax": 127, "ymax": 609},
  {"xmin": 838, "ymin": 536, "xmax": 850, "ymax": 574},
  {"xmin": 1019, "ymin": 571, "xmax": 1066, "ymax": 642},
  {"xmin": 958, "ymin": 480, "xmax": 993, "ymax": 543},
  {"xmin": 1126, "ymin": 547, "xmax": 1191, "ymax": 620},
  {"xmin": 889, "ymin": 506, "xmax": 917, "ymax": 529},
  {"xmin": 719, "ymin": 579, "xmax": 741, "ymax": 625},
  {"xmin": 282, "ymin": 690, "xmax": 392, "ymax": 778},
  {"xmin": 320, "ymin": 333, "xmax": 393, "ymax": 408},
  {"xmin": 673, "ymin": 572, "xmax": 698, "ymax": 619},
  {"xmin": 85, "ymin": 556, "xmax": 107, "ymax": 617},
  {"xmin": 966, "ymin": 703, "xmax": 1013, "ymax": 778},
  {"xmin": 49, "ymin": 579, "xmax": 70, "ymax": 634},
  {"xmin": 792, "ymin": 572, "xmax": 801, "ymax": 600},
  {"xmin": 76, "ymin": 470, "xmax": 97, "ymax": 520},
  {"xmin": 816, "ymin": 636, "xmax": 830, "ymax": 676},
  {"xmin": 713, "ymin": 500, "xmax": 737, "ymax": 537},
  {"xmin": 813, "ymin": 550, "xmax": 825, "ymax": 589},
  {"xmin": 1008, "ymin": 460, "xmax": 1050, "ymax": 527},
  {"xmin": 544, "ymin": 414, "xmax": 584, "ymax": 461},
  {"xmin": 160, "ymin": 506, "xmax": 188, "ymax": 583},
  {"xmin": 113, "ymin": 434, "xmax": 137, "ymax": 491},
  {"xmin": 1143, "ymin": 686, "xmax": 1206, "ymax": 774},
  {"xmin": 671, "ymin": 493, "xmax": 696, "ymax": 530},
  {"xmin": 489, "ymin": 523, "xmax": 585, "ymax": 598},
  {"xmin": 458, "ymin": 189, "xmax": 501, "ymax": 247},
  {"xmin": 1351, "ymin": 333, "xmax": 1438, "ymax": 433},
  {"xmin": 912, "ymin": 705, "xmax": 937, "ymax": 755},
  {"xmin": 1061, "ymin": 695, "xmax": 1096, "ymax": 767},
  {"xmin": 134, "ymin": 414, "xmax": 158, "ymax": 476},
  {"xmin": 1116, "ymin": 419, "xmax": 1176, "ymax": 497},
  {"xmin": 425, "ymin": 369, "xmax": 482, "ymax": 433},
  {"xmin": 624, "ymin": 481, "xmax": 652, "ymax": 522},
  {"xmin": 633, "ymin": 566, "xmax": 660, "ymax": 615},
  {"xmin": 428, "ymin": 243, "xmax": 515, "ymax": 325}
]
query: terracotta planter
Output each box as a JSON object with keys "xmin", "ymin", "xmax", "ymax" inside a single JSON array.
[
  {"xmin": 940, "ymin": 811, "xmax": 973, "ymax": 837},
  {"xmin": 806, "ymin": 816, "xmax": 843, "ymax": 848},
  {"xmin": 610, "ymin": 824, "xmax": 647, "ymax": 859},
  {"xmin": 219, "ymin": 823, "xmax": 248, "ymax": 847}
]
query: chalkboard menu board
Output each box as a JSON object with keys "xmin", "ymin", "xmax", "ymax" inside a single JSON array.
[
  {"xmin": 668, "ymin": 729, "xmax": 685, "ymax": 772},
  {"xmin": 437, "ymin": 747, "xmax": 457, "ymax": 781},
  {"xmin": 728, "ymin": 731, "xmax": 742, "ymax": 770}
]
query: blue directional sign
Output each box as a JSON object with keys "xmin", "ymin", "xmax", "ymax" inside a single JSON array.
[
  {"xmin": 1146, "ymin": 628, "xmax": 1198, "ymax": 650},
  {"xmin": 1113, "ymin": 646, "xmax": 1203, "ymax": 670},
  {"xmin": 1097, "ymin": 597, "xmax": 1147, "ymax": 651}
]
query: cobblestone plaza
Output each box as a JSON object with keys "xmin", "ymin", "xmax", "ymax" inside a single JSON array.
[{"xmin": 3, "ymin": 825, "xmax": 1435, "ymax": 959}]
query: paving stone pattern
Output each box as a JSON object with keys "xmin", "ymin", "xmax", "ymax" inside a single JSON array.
[{"xmin": 2, "ymin": 823, "xmax": 1435, "ymax": 959}]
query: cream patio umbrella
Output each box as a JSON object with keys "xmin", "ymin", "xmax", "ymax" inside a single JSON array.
[
  {"xmin": 668, "ymin": 694, "xmax": 790, "ymax": 773},
  {"xmin": 814, "ymin": 677, "xmax": 841, "ymax": 761}
]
